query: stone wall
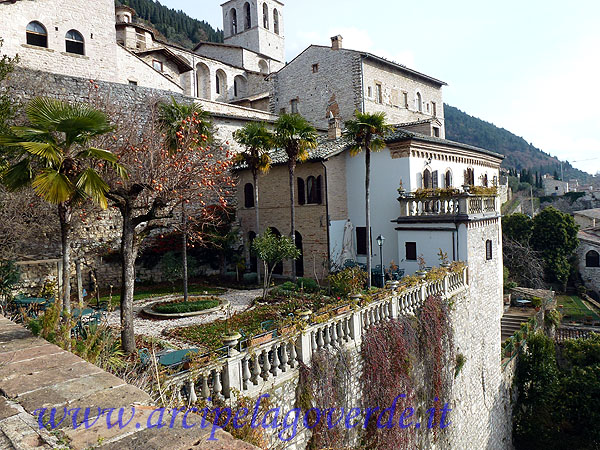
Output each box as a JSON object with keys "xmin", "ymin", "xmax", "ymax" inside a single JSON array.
[{"xmin": 577, "ymin": 240, "xmax": 600, "ymax": 297}]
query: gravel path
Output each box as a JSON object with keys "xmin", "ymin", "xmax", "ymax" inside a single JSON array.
[{"xmin": 105, "ymin": 288, "xmax": 262, "ymax": 348}]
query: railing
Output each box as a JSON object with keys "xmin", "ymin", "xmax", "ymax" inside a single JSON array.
[
  {"xmin": 169, "ymin": 268, "xmax": 469, "ymax": 403},
  {"xmin": 397, "ymin": 193, "xmax": 498, "ymax": 218}
]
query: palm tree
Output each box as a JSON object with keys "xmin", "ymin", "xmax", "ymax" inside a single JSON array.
[
  {"xmin": 0, "ymin": 97, "xmax": 126, "ymax": 312},
  {"xmin": 343, "ymin": 111, "xmax": 392, "ymax": 287},
  {"xmin": 233, "ymin": 122, "xmax": 273, "ymax": 285},
  {"xmin": 274, "ymin": 114, "xmax": 318, "ymax": 280},
  {"xmin": 158, "ymin": 98, "xmax": 212, "ymax": 301}
]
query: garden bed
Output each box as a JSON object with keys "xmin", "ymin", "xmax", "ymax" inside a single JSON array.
[
  {"xmin": 96, "ymin": 281, "xmax": 226, "ymax": 306},
  {"xmin": 142, "ymin": 296, "xmax": 228, "ymax": 319}
]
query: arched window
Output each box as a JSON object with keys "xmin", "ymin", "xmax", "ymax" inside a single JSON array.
[
  {"xmin": 215, "ymin": 69, "xmax": 226, "ymax": 96},
  {"xmin": 65, "ymin": 29, "xmax": 84, "ymax": 55},
  {"xmin": 297, "ymin": 177, "xmax": 306, "ymax": 205},
  {"xmin": 295, "ymin": 231, "xmax": 304, "ymax": 277},
  {"xmin": 230, "ymin": 8, "xmax": 238, "ymax": 35},
  {"xmin": 445, "ymin": 170, "xmax": 452, "ymax": 188},
  {"xmin": 306, "ymin": 175, "xmax": 322, "ymax": 204},
  {"xmin": 416, "ymin": 92, "xmax": 423, "ymax": 112},
  {"xmin": 26, "ymin": 21, "xmax": 47, "ymax": 48},
  {"xmin": 483, "ymin": 173, "xmax": 489, "ymax": 187},
  {"xmin": 196, "ymin": 62, "xmax": 210, "ymax": 99},
  {"xmin": 244, "ymin": 2, "xmax": 251, "ymax": 30},
  {"xmin": 258, "ymin": 59, "xmax": 269, "ymax": 74},
  {"xmin": 273, "ymin": 8, "xmax": 280, "ymax": 35},
  {"xmin": 423, "ymin": 168, "xmax": 432, "ymax": 189},
  {"xmin": 486, "ymin": 240, "xmax": 493, "ymax": 260},
  {"xmin": 586, "ymin": 250, "xmax": 600, "ymax": 268},
  {"xmin": 234, "ymin": 75, "xmax": 247, "ymax": 98},
  {"xmin": 263, "ymin": 3, "xmax": 269, "ymax": 29},
  {"xmin": 244, "ymin": 183, "xmax": 255, "ymax": 208},
  {"xmin": 464, "ymin": 168, "xmax": 475, "ymax": 186}
]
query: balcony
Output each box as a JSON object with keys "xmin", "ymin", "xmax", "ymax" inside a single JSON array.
[{"xmin": 396, "ymin": 188, "xmax": 499, "ymax": 221}]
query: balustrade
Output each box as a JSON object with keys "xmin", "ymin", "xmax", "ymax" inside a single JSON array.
[{"xmin": 398, "ymin": 193, "xmax": 497, "ymax": 218}]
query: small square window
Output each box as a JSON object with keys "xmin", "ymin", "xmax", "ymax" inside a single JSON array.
[
  {"xmin": 128, "ymin": 80, "xmax": 138, "ymax": 86},
  {"xmin": 312, "ymin": 63, "xmax": 319, "ymax": 73},
  {"xmin": 433, "ymin": 127, "xmax": 440, "ymax": 137},
  {"xmin": 152, "ymin": 60, "xmax": 163, "ymax": 72},
  {"xmin": 368, "ymin": 86, "xmax": 372, "ymax": 98},
  {"xmin": 403, "ymin": 92, "xmax": 409, "ymax": 108},
  {"xmin": 406, "ymin": 242, "xmax": 417, "ymax": 261},
  {"xmin": 291, "ymin": 99, "xmax": 299, "ymax": 114}
]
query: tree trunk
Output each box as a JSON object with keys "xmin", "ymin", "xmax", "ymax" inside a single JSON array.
[
  {"xmin": 288, "ymin": 160, "xmax": 297, "ymax": 281},
  {"xmin": 182, "ymin": 202, "xmax": 188, "ymax": 302},
  {"xmin": 253, "ymin": 171, "xmax": 261, "ymax": 285},
  {"xmin": 120, "ymin": 211, "xmax": 138, "ymax": 354},
  {"xmin": 365, "ymin": 148, "xmax": 372, "ymax": 288},
  {"xmin": 57, "ymin": 203, "xmax": 72, "ymax": 313}
]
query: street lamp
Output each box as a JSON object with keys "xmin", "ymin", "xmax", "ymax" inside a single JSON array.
[{"xmin": 376, "ymin": 234, "xmax": 385, "ymax": 288}]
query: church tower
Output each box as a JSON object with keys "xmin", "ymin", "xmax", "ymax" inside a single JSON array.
[{"xmin": 222, "ymin": 0, "xmax": 285, "ymax": 68}]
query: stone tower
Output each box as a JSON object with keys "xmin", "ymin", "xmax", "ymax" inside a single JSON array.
[{"xmin": 222, "ymin": 0, "xmax": 285, "ymax": 65}]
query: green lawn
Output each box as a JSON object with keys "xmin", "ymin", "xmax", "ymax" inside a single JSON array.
[
  {"xmin": 95, "ymin": 283, "xmax": 226, "ymax": 307},
  {"xmin": 556, "ymin": 295, "xmax": 600, "ymax": 323}
]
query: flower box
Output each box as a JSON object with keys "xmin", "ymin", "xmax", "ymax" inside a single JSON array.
[
  {"xmin": 249, "ymin": 332, "xmax": 274, "ymax": 347},
  {"xmin": 335, "ymin": 305, "xmax": 351, "ymax": 315}
]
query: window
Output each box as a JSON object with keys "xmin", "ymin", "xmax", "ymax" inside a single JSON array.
[
  {"xmin": 234, "ymin": 79, "xmax": 238, "ymax": 97},
  {"xmin": 433, "ymin": 127, "xmax": 440, "ymax": 137},
  {"xmin": 263, "ymin": 3, "xmax": 269, "ymax": 29},
  {"xmin": 230, "ymin": 8, "xmax": 238, "ymax": 35},
  {"xmin": 258, "ymin": 59, "xmax": 269, "ymax": 74},
  {"xmin": 586, "ymin": 250, "xmax": 600, "ymax": 268},
  {"xmin": 423, "ymin": 168, "xmax": 432, "ymax": 189},
  {"xmin": 244, "ymin": 2, "xmax": 251, "ymax": 30},
  {"xmin": 244, "ymin": 183, "xmax": 255, "ymax": 208},
  {"xmin": 464, "ymin": 168, "xmax": 475, "ymax": 186},
  {"xmin": 416, "ymin": 92, "xmax": 423, "ymax": 112},
  {"xmin": 375, "ymin": 83, "xmax": 383, "ymax": 104},
  {"xmin": 215, "ymin": 70, "xmax": 226, "ymax": 95},
  {"xmin": 297, "ymin": 178, "xmax": 306, "ymax": 205},
  {"xmin": 312, "ymin": 63, "xmax": 319, "ymax": 73},
  {"xmin": 406, "ymin": 242, "xmax": 417, "ymax": 261},
  {"xmin": 432, "ymin": 170, "xmax": 439, "ymax": 189},
  {"xmin": 152, "ymin": 60, "xmax": 163, "ymax": 72},
  {"xmin": 26, "ymin": 21, "xmax": 47, "ymax": 48},
  {"xmin": 486, "ymin": 240, "xmax": 493, "ymax": 260},
  {"xmin": 483, "ymin": 174, "xmax": 489, "ymax": 187},
  {"xmin": 426, "ymin": 103, "xmax": 430, "ymax": 113},
  {"xmin": 128, "ymin": 80, "xmax": 138, "ymax": 86},
  {"xmin": 280, "ymin": 107, "xmax": 286, "ymax": 114},
  {"xmin": 445, "ymin": 170, "xmax": 452, "ymax": 188},
  {"xmin": 367, "ymin": 86, "xmax": 372, "ymax": 98},
  {"xmin": 65, "ymin": 29, "xmax": 84, "ymax": 55},
  {"xmin": 432, "ymin": 101, "xmax": 437, "ymax": 117},
  {"xmin": 356, "ymin": 227, "xmax": 370, "ymax": 256},
  {"xmin": 273, "ymin": 8, "xmax": 280, "ymax": 35},
  {"xmin": 291, "ymin": 98, "xmax": 298, "ymax": 114},
  {"xmin": 403, "ymin": 92, "xmax": 408, "ymax": 108},
  {"xmin": 306, "ymin": 175, "xmax": 322, "ymax": 204}
]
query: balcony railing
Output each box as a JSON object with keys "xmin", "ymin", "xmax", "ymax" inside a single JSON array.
[
  {"xmin": 397, "ymin": 193, "xmax": 498, "ymax": 219},
  {"xmin": 165, "ymin": 268, "xmax": 468, "ymax": 403}
]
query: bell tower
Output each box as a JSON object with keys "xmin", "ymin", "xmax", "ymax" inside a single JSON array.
[{"xmin": 221, "ymin": 0, "xmax": 285, "ymax": 66}]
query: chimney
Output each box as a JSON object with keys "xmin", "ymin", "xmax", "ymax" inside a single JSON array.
[
  {"xmin": 328, "ymin": 112, "xmax": 341, "ymax": 140},
  {"xmin": 331, "ymin": 35, "xmax": 343, "ymax": 50}
]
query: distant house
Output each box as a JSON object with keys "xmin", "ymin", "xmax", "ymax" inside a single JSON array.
[
  {"xmin": 578, "ymin": 227, "xmax": 600, "ymax": 298},
  {"xmin": 542, "ymin": 175, "xmax": 569, "ymax": 196},
  {"xmin": 574, "ymin": 208, "xmax": 600, "ymax": 230}
]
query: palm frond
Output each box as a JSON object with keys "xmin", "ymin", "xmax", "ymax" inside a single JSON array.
[
  {"xmin": 31, "ymin": 168, "xmax": 75, "ymax": 204},
  {"xmin": 1, "ymin": 159, "xmax": 34, "ymax": 190},
  {"xmin": 75, "ymin": 168, "xmax": 110, "ymax": 209},
  {"xmin": 16, "ymin": 141, "xmax": 62, "ymax": 166}
]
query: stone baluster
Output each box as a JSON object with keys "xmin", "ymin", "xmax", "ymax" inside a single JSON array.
[
  {"xmin": 261, "ymin": 349, "xmax": 271, "ymax": 381},
  {"xmin": 311, "ymin": 330, "xmax": 318, "ymax": 352},
  {"xmin": 317, "ymin": 328, "xmax": 324, "ymax": 349},
  {"xmin": 343, "ymin": 318, "xmax": 350, "ymax": 342},
  {"xmin": 337, "ymin": 321, "xmax": 344, "ymax": 346},
  {"xmin": 289, "ymin": 342, "xmax": 297, "ymax": 368},
  {"xmin": 330, "ymin": 322, "xmax": 338, "ymax": 346},
  {"xmin": 201, "ymin": 373, "xmax": 210, "ymax": 399},
  {"xmin": 188, "ymin": 380, "xmax": 197, "ymax": 404},
  {"xmin": 251, "ymin": 354, "xmax": 260, "ymax": 385},
  {"xmin": 323, "ymin": 326, "xmax": 331, "ymax": 348},
  {"xmin": 242, "ymin": 357, "xmax": 251, "ymax": 390},
  {"xmin": 279, "ymin": 343, "xmax": 288, "ymax": 372},
  {"xmin": 270, "ymin": 346, "xmax": 279, "ymax": 377},
  {"xmin": 213, "ymin": 370, "xmax": 223, "ymax": 400}
]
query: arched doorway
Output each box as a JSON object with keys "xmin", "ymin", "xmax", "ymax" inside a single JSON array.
[
  {"xmin": 295, "ymin": 231, "xmax": 304, "ymax": 277},
  {"xmin": 196, "ymin": 63, "xmax": 210, "ymax": 99}
]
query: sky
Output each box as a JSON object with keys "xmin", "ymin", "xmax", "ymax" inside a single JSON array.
[{"xmin": 160, "ymin": 0, "xmax": 600, "ymax": 175}]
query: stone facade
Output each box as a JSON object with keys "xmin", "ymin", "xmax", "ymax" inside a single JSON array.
[{"xmin": 577, "ymin": 229, "xmax": 600, "ymax": 297}]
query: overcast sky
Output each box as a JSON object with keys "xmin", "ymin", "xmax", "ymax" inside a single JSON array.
[{"xmin": 160, "ymin": 0, "xmax": 600, "ymax": 174}]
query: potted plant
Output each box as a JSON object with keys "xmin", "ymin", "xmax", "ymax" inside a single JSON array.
[
  {"xmin": 415, "ymin": 255, "xmax": 428, "ymax": 279},
  {"xmin": 438, "ymin": 249, "xmax": 451, "ymax": 269},
  {"xmin": 531, "ymin": 297, "xmax": 542, "ymax": 311},
  {"xmin": 222, "ymin": 305, "xmax": 241, "ymax": 349},
  {"xmin": 295, "ymin": 309, "xmax": 312, "ymax": 321},
  {"xmin": 397, "ymin": 180, "xmax": 406, "ymax": 198}
]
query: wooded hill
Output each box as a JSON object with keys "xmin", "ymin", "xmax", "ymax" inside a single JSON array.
[
  {"xmin": 444, "ymin": 105, "xmax": 591, "ymax": 182},
  {"xmin": 116, "ymin": 0, "xmax": 223, "ymax": 49}
]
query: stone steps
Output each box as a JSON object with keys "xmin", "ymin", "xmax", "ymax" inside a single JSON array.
[{"xmin": 0, "ymin": 316, "xmax": 258, "ymax": 450}]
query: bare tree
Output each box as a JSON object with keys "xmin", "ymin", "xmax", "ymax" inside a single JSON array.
[{"xmin": 503, "ymin": 236, "xmax": 547, "ymax": 289}]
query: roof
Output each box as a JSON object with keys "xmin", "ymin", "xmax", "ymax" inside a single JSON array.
[
  {"xmin": 574, "ymin": 209, "xmax": 600, "ymax": 220},
  {"xmin": 230, "ymin": 91, "xmax": 271, "ymax": 103},
  {"xmin": 579, "ymin": 227, "xmax": 600, "ymax": 245},
  {"xmin": 193, "ymin": 41, "xmax": 282, "ymax": 63},
  {"xmin": 236, "ymin": 123, "xmax": 504, "ymax": 171},
  {"xmin": 134, "ymin": 46, "xmax": 193, "ymax": 72},
  {"xmin": 273, "ymin": 44, "xmax": 446, "ymax": 87},
  {"xmin": 387, "ymin": 126, "xmax": 505, "ymax": 160}
]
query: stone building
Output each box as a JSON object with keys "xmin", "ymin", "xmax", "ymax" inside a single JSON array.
[
  {"xmin": 574, "ymin": 208, "xmax": 600, "ymax": 230},
  {"xmin": 269, "ymin": 36, "xmax": 446, "ymax": 133},
  {"xmin": 236, "ymin": 120, "xmax": 503, "ymax": 279},
  {"xmin": 542, "ymin": 174, "xmax": 570, "ymax": 196},
  {"xmin": 577, "ymin": 227, "xmax": 600, "ymax": 298}
]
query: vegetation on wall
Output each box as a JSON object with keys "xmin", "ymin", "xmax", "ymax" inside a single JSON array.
[{"xmin": 116, "ymin": 0, "xmax": 223, "ymax": 49}]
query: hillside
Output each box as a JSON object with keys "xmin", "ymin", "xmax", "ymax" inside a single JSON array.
[
  {"xmin": 444, "ymin": 105, "xmax": 591, "ymax": 182},
  {"xmin": 116, "ymin": 0, "xmax": 223, "ymax": 49}
]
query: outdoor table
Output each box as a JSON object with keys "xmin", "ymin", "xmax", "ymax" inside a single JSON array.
[
  {"xmin": 515, "ymin": 299, "xmax": 531, "ymax": 307},
  {"xmin": 12, "ymin": 297, "xmax": 48, "ymax": 316},
  {"xmin": 158, "ymin": 348, "xmax": 199, "ymax": 367}
]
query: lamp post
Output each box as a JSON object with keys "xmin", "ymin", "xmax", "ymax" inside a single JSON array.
[{"xmin": 376, "ymin": 234, "xmax": 385, "ymax": 288}]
